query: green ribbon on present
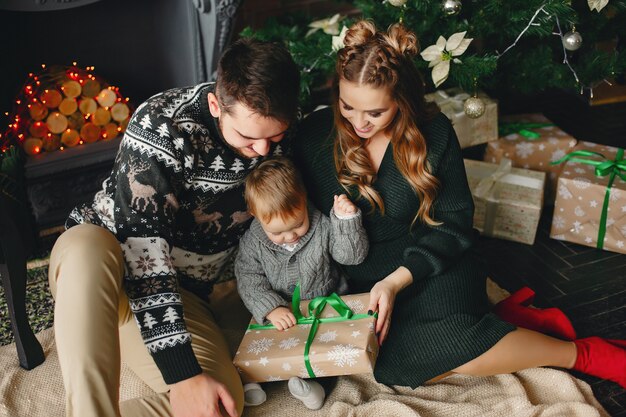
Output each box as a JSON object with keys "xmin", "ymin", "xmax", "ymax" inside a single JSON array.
[
  {"xmin": 248, "ymin": 284, "xmax": 374, "ymax": 378},
  {"xmin": 551, "ymin": 148, "xmax": 626, "ymax": 249},
  {"xmin": 498, "ymin": 122, "xmax": 555, "ymax": 140}
]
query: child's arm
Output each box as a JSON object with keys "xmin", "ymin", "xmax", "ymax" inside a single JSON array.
[
  {"xmin": 235, "ymin": 232, "xmax": 290, "ymax": 324},
  {"xmin": 328, "ymin": 194, "xmax": 369, "ymax": 265}
]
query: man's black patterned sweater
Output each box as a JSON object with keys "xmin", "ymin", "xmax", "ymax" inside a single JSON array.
[{"xmin": 66, "ymin": 83, "xmax": 288, "ymax": 384}]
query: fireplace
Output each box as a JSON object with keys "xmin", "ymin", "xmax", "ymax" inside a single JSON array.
[{"xmin": 0, "ymin": 0, "xmax": 243, "ymax": 229}]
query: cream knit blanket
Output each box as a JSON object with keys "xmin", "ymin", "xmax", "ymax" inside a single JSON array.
[{"xmin": 0, "ymin": 279, "xmax": 609, "ymax": 417}]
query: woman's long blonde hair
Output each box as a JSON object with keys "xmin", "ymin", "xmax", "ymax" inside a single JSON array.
[{"xmin": 333, "ymin": 20, "xmax": 440, "ymax": 226}]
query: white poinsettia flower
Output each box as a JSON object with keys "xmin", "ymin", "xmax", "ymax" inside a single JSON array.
[
  {"xmin": 420, "ymin": 31, "xmax": 473, "ymax": 87},
  {"xmin": 307, "ymin": 13, "xmax": 343, "ymax": 37},
  {"xmin": 387, "ymin": 0, "xmax": 408, "ymax": 6},
  {"xmin": 332, "ymin": 26, "xmax": 349, "ymax": 51},
  {"xmin": 588, "ymin": 0, "xmax": 609, "ymax": 11}
]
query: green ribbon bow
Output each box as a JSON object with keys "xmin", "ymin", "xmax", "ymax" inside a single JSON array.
[
  {"xmin": 498, "ymin": 122, "xmax": 555, "ymax": 140},
  {"xmin": 248, "ymin": 284, "xmax": 374, "ymax": 378},
  {"xmin": 551, "ymin": 148, "xmax": 626, "ymax": 249}
]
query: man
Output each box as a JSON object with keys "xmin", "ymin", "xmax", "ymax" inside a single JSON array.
[{"xmin": 48, "ymin": 37, "xmax": 300, "ymax": 417}]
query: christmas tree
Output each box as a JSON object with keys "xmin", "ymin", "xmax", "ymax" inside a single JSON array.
[{"xmin": 241, "ymin": 0, "xmax": 626, "ymax": 110}]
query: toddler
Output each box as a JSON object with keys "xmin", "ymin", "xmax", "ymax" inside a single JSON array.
[{"xmin": 235, "ymin": 156, "xmax": 368, "ymax": 409}]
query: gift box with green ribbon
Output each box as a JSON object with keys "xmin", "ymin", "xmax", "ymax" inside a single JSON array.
[
  {"xmin": 233, "ymin": 288, "xmax": 378, "ymax": 383},
  {"xmin": 550, "ymin": 141, "xmax": 626, "ymax": 254},
  {"xmin": 484, "ymin": 114, "xmax": 578, "ymax": 203},
  {"xmin": 464, "ymin": 158, "xmax": 545, "ymax": 245},
  {"xmin": 425, "ymin": 88, "xmax": 498, "ymax": 149}
]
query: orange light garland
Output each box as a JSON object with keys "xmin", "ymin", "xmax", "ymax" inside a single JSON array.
[{"xmin": 1, "ymin": 62, "xmax": 134, "ymax": 155}]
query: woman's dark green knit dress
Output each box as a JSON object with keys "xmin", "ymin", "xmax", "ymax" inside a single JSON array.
[{"xmin": 293, "ymin": 107, "xmax": 515, "ymax": 388}]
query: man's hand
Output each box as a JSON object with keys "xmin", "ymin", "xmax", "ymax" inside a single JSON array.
[
  {"xmin": 333, "ymin": 194, "xmax": 357, "ymax": 217},
  {"xmin": 266, "ymin": 306, "xmax": 296, "ymax": 330},
  {"xmin": 170, "ymin": 373, "xmax": 238, "ymax": 417}
]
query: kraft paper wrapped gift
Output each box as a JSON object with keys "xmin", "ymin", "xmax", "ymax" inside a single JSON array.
[
  {"xmin": 550, "ymin": 141, "xmax": 626, "ymax": 254},
  {"xmin": 233, "ymin": 292, "xmax": 378, "ymax": 383},
  {"xmin": 484, "ymin": 113, "xmax": 578, "ymax": 202},
  {"xmin": 425, "ymin": 89, "xmax": 498, "ymax": 149},
  {"xmin": 464, "ymin": 158, "xmax": 546, "ymax": 245}
]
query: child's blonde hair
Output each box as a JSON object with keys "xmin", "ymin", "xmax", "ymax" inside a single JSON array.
[{"xmin": 245, "ymin": 157, "xmax": 307, "ymax": 223}]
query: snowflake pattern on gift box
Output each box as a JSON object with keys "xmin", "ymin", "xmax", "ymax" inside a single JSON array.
[
  {"xmin": 610, "ymin": 189, "xmax": 622, "ymax": 202},
  {"xmin": 327, "ymin": 344, "xmax": 360, "ymax": 367},
  {"xmin": 551, "ymin": 149, "xmax": 566, "ymax": 162},
  {"xmin": 572, "ymin": 178, "xmax": 592, "ymax": 190},
  {"xmin": 559, "ymin": 184, "xmax": 573, "ymax": 200},
  {"xmin": 282, "ymin": 363, "xmax": 292, "ymax": 371},
  {"xmin": 345, "ymin": 299, "xmax": 365, "ymax": 313},
  {"xmin": 318, "ymin": 330, "xmax": 338, "ymax": 343},
  {"xmin": 247, "ymin": 338, "xmax": 274, "ymax": 355},
  {"xmin": 299, "ymin": 364, "xmax": 326, "ymax": 378},
  {"xmin": 571, "ymin": 221, "xmax": 584, "ymax": 234},
  {"xmin": 279, "ymin": 337, "xmax": 301, "ymax": 350},
  {"xmin": 574, "ymin": 206, "xmax": 586, "ymax": 217},
  {"xmin": 267, "ymin": 376, "xmax": 282, "ymax": 382},
  {"xmin": 515, "ymin": 142, "xmax": 535, "ymax": 158}
]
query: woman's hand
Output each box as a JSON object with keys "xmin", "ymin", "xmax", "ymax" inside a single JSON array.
[
  {"xmin": 170, "ymin": 373, "xmax": 238, "ymax": 417},
  {"xmin": 367, "ymin": 266, "xmax": 413, "ymax": 346},
  {"xmin": 266, "ymin": 306, "xmax": 297, "ymax": 330}
]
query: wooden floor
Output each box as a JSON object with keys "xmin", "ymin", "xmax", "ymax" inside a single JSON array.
[{"xmin": 476, "ymin": 89, "xmax": 626, "ymax": 416}]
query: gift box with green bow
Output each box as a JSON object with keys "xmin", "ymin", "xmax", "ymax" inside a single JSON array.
[
  {"xmin": 550, "ymin": 142, "xmax": 626, "ymax": 254},
  {"xmin": 484, "ymin": 114, "xmax": 578, "ymax": 203},
  {"xmin": 233, "ymin": 288, "xmax": 378, "ymax": 383},
  {"xmin": 425, "ymin": 88, "xmax": 498, "ymax": 149},
  {"xmin": 464, "ymin": 158, "xmax": 545, "ymax": 245}
]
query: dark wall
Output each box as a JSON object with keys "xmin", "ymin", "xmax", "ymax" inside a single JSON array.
[{"xmin": 0, "ymin": 0, "xmax": 206, "ymax": 129}]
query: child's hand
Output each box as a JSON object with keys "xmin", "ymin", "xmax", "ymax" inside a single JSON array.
[
  {"xmin": 333, "ymin": 194, "xmax": 357, "ymax": 217},
  {"xmin": 266, "ymin": 307, "xmax": 297, "ymax": 331}
]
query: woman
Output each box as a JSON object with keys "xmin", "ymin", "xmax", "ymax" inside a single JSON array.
[{"xmin": 293, "ymin": 20, "xmax": 625, "ymax": 388}]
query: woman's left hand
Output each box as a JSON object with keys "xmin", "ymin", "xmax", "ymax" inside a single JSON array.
[
  {"xmin": 368, "ymin": 280, "xmax": 397, "ymax": 346},
  {"xmin": 367, "ymin": 266, "xmax": 413, "ymax": 346}
]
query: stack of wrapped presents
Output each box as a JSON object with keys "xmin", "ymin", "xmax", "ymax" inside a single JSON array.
[{"xmin": 451, "ymin": 105, "xmax": 626, "ymax": 255}]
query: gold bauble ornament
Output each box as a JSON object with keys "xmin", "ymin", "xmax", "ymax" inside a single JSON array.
[{"xmin": 463, "ymin": 96, "xmax": 485, "ymax": 119}]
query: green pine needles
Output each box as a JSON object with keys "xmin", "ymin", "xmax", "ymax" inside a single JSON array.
[{"xmin": 241, "ymin": 0, "xmax": 626, "ymax": 108}]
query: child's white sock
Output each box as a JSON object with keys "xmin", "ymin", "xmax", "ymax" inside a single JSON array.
[
  {"xmin": 287, "ymin": 377, "xmax": 326, "ymax": 410},
  {"xmin": 243, "ymin": 383, "xmax": 267, "ymax": 406}
]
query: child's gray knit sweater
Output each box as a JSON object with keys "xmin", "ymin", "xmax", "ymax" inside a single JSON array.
[{"xmin": 235, "ymin": 204, "xmax": 368, "ymax": 324}]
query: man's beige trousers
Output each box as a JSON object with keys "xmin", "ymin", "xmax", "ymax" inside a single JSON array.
[{"xmin": 48, "ymin": 223, "xmax": 244, "ymax": 416}]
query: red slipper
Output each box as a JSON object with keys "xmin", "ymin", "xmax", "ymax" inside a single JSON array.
[{"xmin": 493, "ymin": 287, "xmax": 577, "ymax": 340}]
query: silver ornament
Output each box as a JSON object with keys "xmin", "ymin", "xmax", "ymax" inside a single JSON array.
[
  {"xmin": 562, "ymin": 30, "xmax": 583, "ymax": 51},
  {"xmin": 441, "ymin": 0, "xmax": 462, "ymax": 16},
  {"xmin": 464, "ymin": 96, "xmax": 485, "ymax": 119}
]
